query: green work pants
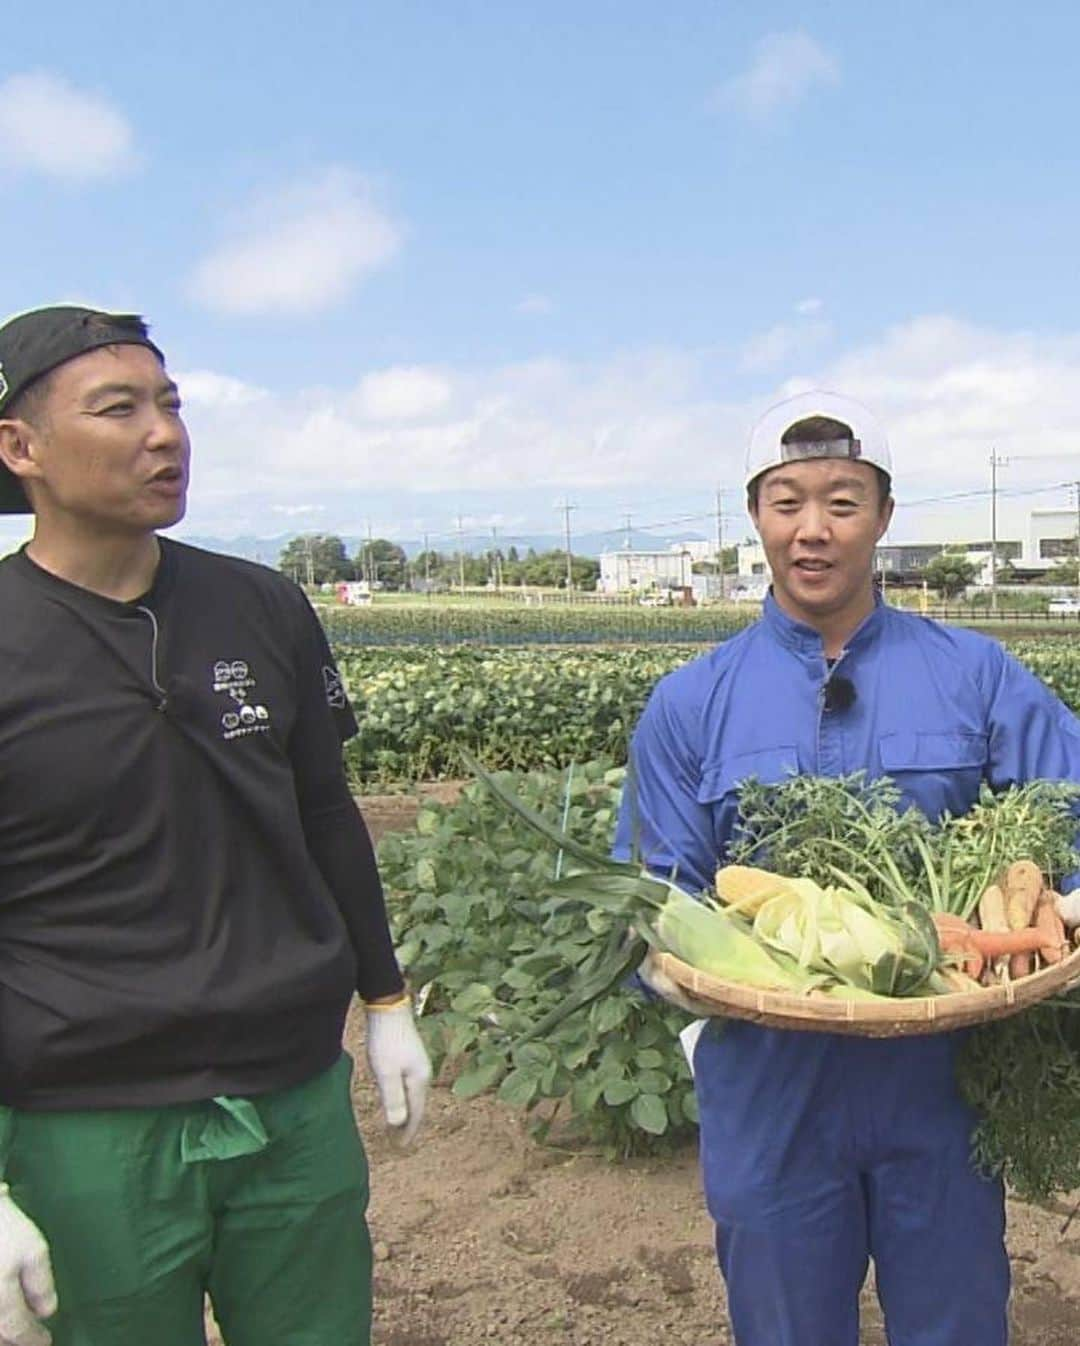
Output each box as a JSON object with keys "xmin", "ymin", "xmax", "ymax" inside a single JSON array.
[{"xmin": 1, "ymin": 1055, "xmax": 371, "ymax": 1346}]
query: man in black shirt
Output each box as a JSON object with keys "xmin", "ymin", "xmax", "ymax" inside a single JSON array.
[{"xmin": 0, "ymin": 306, "xmax": 430, "ymax": 1346}]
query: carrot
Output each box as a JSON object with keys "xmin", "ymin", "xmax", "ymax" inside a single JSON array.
[
  {"xmin": 934, "ymin": 912, "xmax": 1051, "ymax": 960},
  {"xmin": 932, "ymin": 917, "xmax": 985, "ymax": 980},
  {"xmin": 934, "ymin": 912, "xmax": 975, "ymax": 932},
  {"xmin": 1034, "ymin": 895, "xmax": 1069, "ymax": 966},
  {"xmin": 967, "ymin": 926, "xmax": 1047, "ymax": 957}
]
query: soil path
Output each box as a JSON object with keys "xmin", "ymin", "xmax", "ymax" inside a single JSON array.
[{"xmin": 357, "ymin": 1031, "xmax": 1080, "ymax": 1346}]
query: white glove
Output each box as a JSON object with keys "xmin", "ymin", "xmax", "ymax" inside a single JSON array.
[
  {"xmin": 638, "ymin": 949, "xmax": 720, "ymax": 1017},
  {"xmin": 364, "ymin": 1002, "xmax": 432, "ymax": 1145},
  {"xmin": 0, "ymin": 1184, "xmax": 56, "ymax": 1346},
  {"xmin": 1055, "ymin": 890, "xmax": 1080, "ymax": 930}
]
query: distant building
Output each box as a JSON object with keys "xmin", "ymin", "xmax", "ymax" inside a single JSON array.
[
  {"xmin": 1027, "ymin": 509, "xmax": 1078, "ymax": 564},
  {"xmin": 598, "ymin": 549, "xmax": 693, "ymax": 595},
  {"xmin": 875, "ymin": 543, "xmax": 943, "ymax": 574},
  {"xmin": 875, "ymin": 541, "xmax": 1021, "ymax": 581},
  {"xmin": 736, "ymin": 541, "xmax": 769, "ymax": 579},
  {"xmin": 735, "ymin": 538, "xmax": 1030, "ymax": 591},
  {"xmin": 672, "ymin": 539, "xmax": 716, "ymax": 564}
]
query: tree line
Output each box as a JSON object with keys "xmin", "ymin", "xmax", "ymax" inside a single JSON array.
[{"xmin": 279, "ymin": 534, "xmax": 601, "ymax": 591}]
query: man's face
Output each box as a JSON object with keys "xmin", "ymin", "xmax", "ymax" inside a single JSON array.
[
  {"xmin": 11, "ymin": 344, "xmax": 190, "ymax": 535},
  {"xmin": 750, "ymin": 459, "xmax": 893, "ymax": 630}
]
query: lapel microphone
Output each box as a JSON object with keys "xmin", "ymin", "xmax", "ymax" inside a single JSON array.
[{"xmin": 823, "ymin": 675, "xmax": 856, "ymax": 713}]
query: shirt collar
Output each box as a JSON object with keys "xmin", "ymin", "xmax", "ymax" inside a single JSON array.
[{"xmin": 761, "ymin": 586, "xmax": 886, "ymax": 658}]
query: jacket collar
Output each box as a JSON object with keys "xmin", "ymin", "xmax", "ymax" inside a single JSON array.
[{"xmin": 761, "ymin": 587, "xmax": 885, "ymax": 659}]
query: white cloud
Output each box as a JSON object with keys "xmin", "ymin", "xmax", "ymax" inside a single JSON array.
[
  {"xmin": 176, "ymin": 370, "xmax": 268, "ymax": 409},
  {"xmin": 354, "ymin": 367, "xmax": 453, "ymax": 421},
  {"xmin": 0, "ymin": 71, "xmax": 137, "ymax": 181},
  {"xmin": 740, "ymin": 320, "xmax": 833, "ymax": 371},
  {"xmin": 173, "ymin": 316, "xmax": 1080, "ymax": 547},
  {"xmin": 796, "ymin": 297, "xmax": 823, "ymax": 315},
  {"xmin": 517, "ymin": 294, "xmax": 555, "ymax": 316},
  {"xmin": 714, "ymin": 32, "xmax": 839, "ymax": 123},
  {"xmin": 188, "ymin": 168, "xmax": 401, "ymax": 316}
]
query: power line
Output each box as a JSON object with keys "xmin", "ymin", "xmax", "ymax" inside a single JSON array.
[{"xmin": 895, "ymin": 479, "xmax": 1075, "ymax": 509}]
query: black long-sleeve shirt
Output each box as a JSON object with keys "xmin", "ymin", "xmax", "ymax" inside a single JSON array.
[{"xmin": 0, "ymin": 539, "xmax": 402, "ymax": 1109}]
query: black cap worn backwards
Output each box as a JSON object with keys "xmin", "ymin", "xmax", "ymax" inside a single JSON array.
[{"xmin": 0, "ymin": 305, "xmax": 165, "ymax": 513}]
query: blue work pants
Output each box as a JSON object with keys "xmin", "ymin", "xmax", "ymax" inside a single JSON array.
[{"xmin": 694, "ymin": 1023, "xmax": 1009, "ymax": 1346}]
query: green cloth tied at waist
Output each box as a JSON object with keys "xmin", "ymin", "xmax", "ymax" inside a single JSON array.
[{"xmin": 179, "ymin": 1095, "xmax": 270, "ymax": 1163}]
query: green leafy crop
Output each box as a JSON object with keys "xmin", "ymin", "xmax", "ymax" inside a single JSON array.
[{"xmin": 376, "ymin": 762, "xmax": 698, "ymax": 1156}]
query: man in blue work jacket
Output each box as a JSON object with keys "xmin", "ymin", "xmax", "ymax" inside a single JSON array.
[{"xmin": 615, "ymin": 390, "xmax": 1080, "ymax": 1346}]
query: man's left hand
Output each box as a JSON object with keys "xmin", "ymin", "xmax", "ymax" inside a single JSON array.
[{"xmin": 364, "ymin": 1001, "xmax": 432, "ymax": 1145}]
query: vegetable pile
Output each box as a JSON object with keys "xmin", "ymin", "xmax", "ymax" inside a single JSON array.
[
  {"xmin": 728, "ymin": 774, "xmax": 1080, "ymax": 995},
  {"xmin": 477, "ymin": 762, "xmax": 1079, "ymax": 1009}
]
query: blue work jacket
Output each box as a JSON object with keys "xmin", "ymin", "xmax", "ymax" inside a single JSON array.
[{"xmin": 615, "ymin": 592, "xmax": 1080, "ymax": 892}]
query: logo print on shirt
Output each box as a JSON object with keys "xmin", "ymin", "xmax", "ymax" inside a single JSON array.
[
  {"xmin": 323, "ymin": 666, "xmax": 347, "ymax": 710},
  {"xmin": 212, "ymin": 658, "xmax": 272, "ymax": 740}
]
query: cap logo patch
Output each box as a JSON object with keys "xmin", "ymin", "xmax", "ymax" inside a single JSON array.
[
  {"xmin": 780, "ymin": 437, "xmax": 863, "ymax": 464},
  {"xmin": 0, "ymin": 364, "xmax": 8, "ymax": 405}
]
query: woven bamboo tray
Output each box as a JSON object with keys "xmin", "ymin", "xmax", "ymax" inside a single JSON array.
[{"xmin": 655, "ymin": 944, "xmax": 1080, "ymax": 1037}]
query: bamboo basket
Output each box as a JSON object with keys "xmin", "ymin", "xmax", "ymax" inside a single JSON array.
[{"xmin": 654, "ymin": 944, "xmax": 1080, "ymax": 1037}]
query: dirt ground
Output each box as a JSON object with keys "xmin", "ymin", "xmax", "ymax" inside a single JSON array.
[
  {"xmin": 210, "ymin": 792, "xmax": 1080, "ymax": 1344},
  {"xmin": 356, "ymin": 1032, "xmax": 1080, "ymax": 1346}
]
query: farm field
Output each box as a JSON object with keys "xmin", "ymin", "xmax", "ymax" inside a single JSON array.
[
  {"xmin": 318, "ymin": 593, "xmax": 1080, "ymax": 651},
  {"xmin": 336, "ymin": 637, "xmax": 1080, "ymax": 787}
]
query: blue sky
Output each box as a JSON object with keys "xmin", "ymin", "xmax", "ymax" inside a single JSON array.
[{"xmin": 3, "ymin": 2, "xmax": 1079, "ymax": 557}]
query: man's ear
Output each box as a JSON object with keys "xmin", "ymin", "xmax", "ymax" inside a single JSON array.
[
  {"xmin": 0, "ymin": 419, "xmax": 40, "ymax": 487},
  {"xmin": 876, "ymin": 495, "xmax": 895, "ymax": 541}
]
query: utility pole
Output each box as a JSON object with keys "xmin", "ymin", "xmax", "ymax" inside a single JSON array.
[
  {"xmin": 558, "ymin": 500, "xmax": 576, "ymax": 596},
  {"xmin": 715, "ymin": 488, "xmax": 725, "ymax": 601},
  {"xmin": 622, "ymin": 513, "xmax": 633, "ymax": 550},
  {"xmin": 365, "ymin": 519, "xmax": 374, "ymax": 589},
  {"xmin": 490, "ymin": 525, "xmax": 503, "ymax": 591},
  {"xmin": 1074, "ymin": 481, "xmax": 1080, "ymax": 595},
  {"xmin": 989, "ymin": 451, "xmax": 1008, "ymax": 615},
  {"xmin": 423, "ymin": 531, "xmax": 431, "ymax": 589},
  {"xmin": 456, "ymin": 515, "xmax": 466, "ymax": 595}
]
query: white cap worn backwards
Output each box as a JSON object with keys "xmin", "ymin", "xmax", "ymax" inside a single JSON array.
[{"xmin": 745, "ymin": 390, "xmax": 892, "ymax": 490}]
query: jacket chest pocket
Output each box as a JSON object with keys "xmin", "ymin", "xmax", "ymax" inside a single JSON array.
[
  {"xmin": 696, "ymin": 745, "xmax": 802, "ymax": 862},
  {"xmin": 878, "ymin": 731, "xmax": 989, "ymax": 821}
]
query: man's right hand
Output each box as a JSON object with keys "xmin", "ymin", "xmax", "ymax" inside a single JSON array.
[
  {"xmin": 0, "ymin": 1185, "xmax": 56, "ymax": 1346},
  {"xmin": 1055, "ymin": 890, "xmax": 1080, "ymax": 930}
]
